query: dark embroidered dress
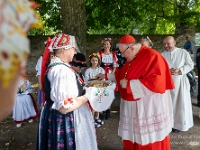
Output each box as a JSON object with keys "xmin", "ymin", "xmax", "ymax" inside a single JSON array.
[{"xmin": 36, "ymin": 63, "xmax": 85, "ymax": 150}]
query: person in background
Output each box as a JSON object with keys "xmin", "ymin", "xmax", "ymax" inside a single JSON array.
[
  {"xmin": 37, "ymin": 34, "xmax": 97, "ymax": 150},
  {"xmin": 70, "ymin": 53, "xmax": 87, "ymax": 81},
  {"xmin": 97, "ymin": 38, "xmax": 118, "ymax": 119},
  {"xmin": 140, "ymin": 35, "xmax": 153, "ymax": 48},
  {"xmin": 96, "ymin": 34, "xmax": 174, "ymax": 150},
  {"xmin": 196, "ymin": 47, "xmax": 200, "ymax": 119},
  {"xmin": 35, "ymin": 55, "xmax": 43, "ymax": 106},
  {"xmin": 85, "ymin": 53, "xmax": 105, "ymax": 128},
  {"xmin": 113, "ymin": 46, "xmax": 127, "ymax": 69},
  {"xmin": 184, "ymin": 35, "xmax": 193, "ymax": 54},
  {"xmin": 12, "ymin": 76, "xmax": 39, "ymax": 127},
  {"xmin": 196, "ymin": 47, "xmax": 200, "ymax": 108},
  {"xmin": 35, "ymin": 49, "xmax": 54, "ymax": 107},
  {"xmin": 162, "ymin": 36, "xmax": 194, "ymax": 133},
  {"xmin": 0, "ymin": 0, "xmax": 42, "ymax": 121}
]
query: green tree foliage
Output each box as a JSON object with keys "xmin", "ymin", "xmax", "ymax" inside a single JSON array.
[
  {"xmin": 29, "ymin": 0, "xmax": 62, "ymax": 35},
  {"xmin": 86, "ymin": 0, "xmax": 200, "ymax": 34},
  {"xmin": 29, "ymin": 0, "xmax": 200, "ymax": 35},
  {"xmin": 132, "ymin": 0, "xmax": 176, "ymax": 34},
  {"xmin": 173, "ymin": 0, "xmax": 200, "ymax": 34},
  {"xmin": 85, "ymin": 0, "xmax": 138, "ymax": 34}
]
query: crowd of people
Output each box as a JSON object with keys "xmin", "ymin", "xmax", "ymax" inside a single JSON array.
[
  {"xmin": 1, "ymin": 1, "xmax": 199, "ymax": 150},
  {"xmin": 34, "ymin": 33, "xmax": 200, "ymax": 149},
  {"xmin": 1, "ymin": 29, "xmax": 200, "ymax": 149}
]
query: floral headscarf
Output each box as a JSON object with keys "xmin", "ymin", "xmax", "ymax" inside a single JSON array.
[{"xmin": 49, "ymin": 33, "xmax": 76, "ymax": 52}]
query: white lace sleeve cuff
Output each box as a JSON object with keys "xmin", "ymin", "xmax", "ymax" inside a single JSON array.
[{"xmin": 130, "ymin": 79, "xmax": 154, "ymax": 99}]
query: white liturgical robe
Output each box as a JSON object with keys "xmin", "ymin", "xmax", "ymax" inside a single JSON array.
[{"xmin": 162, "ymin": 47, "xmax": 194, "ymax": 131}]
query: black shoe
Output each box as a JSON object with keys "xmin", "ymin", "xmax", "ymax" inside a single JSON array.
[
  {"xmin": 174, "ymin": 129, "xmax": 180, "ymax": 133},
  {"xmin": 172, "ymin": 128, "xmax": 180, "ymax": 133},
  {"xmin": 102, "ymin": 111, "xmax": 106, "ymax": 120},
  {"xmin": 105, "ymin": 109, "xmax": 111, "ymax": 119},
  {"xmin": 102, "ymin": 110, "xmax": 110, "ymax": 120}
]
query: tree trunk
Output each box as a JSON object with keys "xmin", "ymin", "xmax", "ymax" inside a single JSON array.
[{"xmin": 60, "ymin": 0, "xmax": 86, "ymax": 54}]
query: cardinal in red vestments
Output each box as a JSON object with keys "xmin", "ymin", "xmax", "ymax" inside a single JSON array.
[{"xmin": 97, "ymin": 34, "xmax": 174, "ymax": 150}]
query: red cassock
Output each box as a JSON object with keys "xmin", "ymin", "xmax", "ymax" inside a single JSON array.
[
  {"xmin": 123, "ymin": 136, "xmax": 170, "ymax": 150},
  {"xmin": 115, "ymin": 45, "xmax": 174, "ymax": 150}
]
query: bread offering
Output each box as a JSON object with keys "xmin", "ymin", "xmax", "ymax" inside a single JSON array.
[{"xmin": 86, "ymin": 80, "xmax": 111, "ymax": 88}]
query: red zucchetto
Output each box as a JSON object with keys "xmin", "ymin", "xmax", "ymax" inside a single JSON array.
[{"xmin": 119, "ymin": 34, "xmax": 136, "ymax": 44}]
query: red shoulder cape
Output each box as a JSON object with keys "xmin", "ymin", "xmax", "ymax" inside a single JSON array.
[{"xmin": 115, "ymin": 46, "xmax": 174, "ymax": 101}]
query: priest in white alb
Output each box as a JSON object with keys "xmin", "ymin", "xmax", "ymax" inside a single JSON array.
[{"xmin": 162, "ymin": 36, "xmax": 194, "ymax": 133}]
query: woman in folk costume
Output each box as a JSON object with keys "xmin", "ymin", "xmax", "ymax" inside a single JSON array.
[
  {"xmin": 85, "ymin": 53, "xmax": 105, "ymax": 128},
  {"xmin": 96, "ymin": 34, "xmax": 174, "ymax": 150},
  {"xmin": 13, "ymin": 76, "xmax": 39, "ymax": 128},
  {"xmin": 0, "ymin": 0, "xmax": 42, "ymax": 121},
  {"xmin": 37, "ymin": 34, "xmax": 98, "ymax": 150},
  {"xmin": 97, "ymin": 38, "xmax": 118, "ymax": 119},
  {"xmin": 162, "ymin": 36, "xmax": 194, "ymax": 133}
]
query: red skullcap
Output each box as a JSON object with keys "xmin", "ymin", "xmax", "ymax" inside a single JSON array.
[{"xmin": 119, "ymin": 34, "xmax": 136, "ymax": 44}]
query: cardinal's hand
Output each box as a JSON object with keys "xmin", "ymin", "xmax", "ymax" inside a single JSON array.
[{"xmin": 120, "ymin": 78, "xmax": 128, "ymax": 88}]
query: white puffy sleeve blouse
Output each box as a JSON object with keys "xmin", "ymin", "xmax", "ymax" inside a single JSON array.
[{"xmin": 47, "ymin": 57, "xmax": 79, "ymax": 110}]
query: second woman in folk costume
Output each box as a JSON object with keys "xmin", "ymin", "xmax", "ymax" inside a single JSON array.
[
  {"xmin": 37, "ymin": 33, "xmax": 98, "ymax": 150},
  {"xmin": 97, "ymin": 38, "xmax": 118, "ymax": 119},
  {"xmin": 85, "ymin": 53, "xmax": 105, "ymax": 128},
  {"xmin": 98, "ymin": 38, "xmax": 118, "ymax": 74}
]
